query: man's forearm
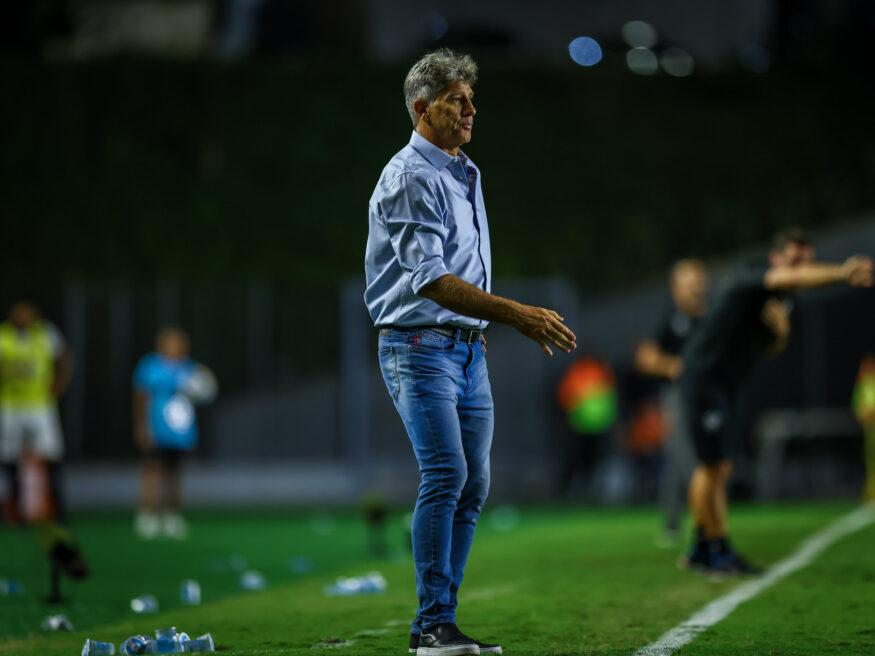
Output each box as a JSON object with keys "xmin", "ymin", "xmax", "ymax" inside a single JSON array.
[
  {"xmin": 635, "ymin": 340, "xmax": 682, "ymax": 379},
  {"xmin": 419, "ymin": 274, "xmax": 521, "ymax": 325},
  {"xmin": 419, "ymin": 273, "xmax": 577, "ymax": 355},
  {"xmin": 764, "ymin": 263, "xmax": 845, "ymax": 290}
]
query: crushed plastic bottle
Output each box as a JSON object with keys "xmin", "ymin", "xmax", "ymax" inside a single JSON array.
[
  {"xmin": 82, "ymin": 639, "xmax": 116, "ymax": 655},
  {"xmin": 41, "ymin": 613, "xmax": 74, "ymax": 631},
  {"xmin": 238, "ymin": 570, "xmax": 266, "ymax": 590},
  {"xmin": 120, "ymin": 635, "xmax": 151, "ymax": 655},
  {"xmin": 179, "ymin": 580, "xmax": 201, "ymax": 605},
  {"xmin": 130, "ymin": 594, "xmax": 159, "ymax": 613},
  {"xmin": 183, "ymin": 633, "xmax": 214, "ymax": 652},
  {"xmin": 154, "ymin": 627, "xmax": 186, "ymax": 654},
  {"xmin": 0, "ymin": 578, "xmax": 23, "ymax": 595},
  {"xmin": 323, "ymin": 571, "xmax": 387, "ymax": 596},
  {"xmin": 227, "ymin": 554, "xmax": 247, "ymax": 572},
  {"xmin": 288, "ymin": 557, "xmax": 313, "ymax": 574}
]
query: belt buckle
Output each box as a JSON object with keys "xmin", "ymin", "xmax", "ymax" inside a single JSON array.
[{"xmin": 466, "ymin": 330, "xmax": 477, "ymax": 345}]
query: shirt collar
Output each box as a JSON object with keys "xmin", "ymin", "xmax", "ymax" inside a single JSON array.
[{"xmin": 409, "ymin": 131, "xmax": 467, "ymax": 171}]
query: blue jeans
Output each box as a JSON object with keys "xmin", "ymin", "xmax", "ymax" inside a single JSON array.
[{"xmin": 378, "ymin": 327, "xmax": 494, "ymax": 632}]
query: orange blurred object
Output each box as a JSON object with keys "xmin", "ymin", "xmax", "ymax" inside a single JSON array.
[{"xmin": 557, "ymin": 358, "xmax": 615, "ymax": 411}]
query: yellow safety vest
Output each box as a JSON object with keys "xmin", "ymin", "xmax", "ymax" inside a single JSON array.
[{"xmin": 0, "ymin": 321, "xmax": 55, "ymax": 409}]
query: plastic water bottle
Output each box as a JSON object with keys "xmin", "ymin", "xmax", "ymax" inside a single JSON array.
[
  {"xmin": 120, "ymin": 635, "xmax": 151, "ymax": 655},
  {"xmin": 130, "ymin": 594, "xmax": 159, "ymax": 613},
  {"xmin": 82, "ymin": 639, "xmax": 116, "ymax": 655},
  {"xmin": 238, "ymin": 570, "xmax": 266, "ymax": 590},
  {"xmin": 288, "ymin": 557, "xmax": 313, "ymax": 574},
  {"xmin": 179, "ymin": 580, "xmax": 201, "ymax": 605},
  {"xmin": 154, "ymin": 627, "xmax": 183, "ymax": 654},
  {"xmin": 41, "ymin": 613, "xmax": 74, "ymax": 631},
  {"xmin": 323, "ymin": 571, "xmax": 387, "ymax": 596},
  {"xmin": 183, "ymin": 633, "xmax": 214, "ymax": 652},
  {"xmin": 0, "ymin": 578, "xmax": 23, "ymax": 595},
  {"xmin": 360, "ymin": 571, "xmax": 387, "ymax": 593}
]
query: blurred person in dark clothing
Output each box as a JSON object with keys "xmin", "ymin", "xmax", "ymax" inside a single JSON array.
[
  {"xmin": 132, "ymin": 327, "xmax": 216, "ymax": 540},
  {"xmin": 635, "ymin": 259, "xmax": 709, "ymax": 546},
  {"xmin": 0, "ymin": 299, "xmax": 73, "ymax": 524},
  {"xmin": 679, "ymin": 229, "xmax": 873, "ymax": 575}
]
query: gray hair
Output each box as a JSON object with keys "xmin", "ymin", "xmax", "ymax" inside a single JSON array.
[{"xmin": 403, "ymin": 49, "xmax": 478, "ymax": 127}]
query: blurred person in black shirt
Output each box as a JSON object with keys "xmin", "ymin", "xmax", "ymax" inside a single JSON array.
[
  {"xmin": 679, "ymin": 229, "xmax": 873, "ymax": 575},
  {"xmin": 635, "ymin": 259, "xmax": 708, "ymax": 546}
]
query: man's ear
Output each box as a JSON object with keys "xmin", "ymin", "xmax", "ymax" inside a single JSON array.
[{"xmin": 413, "ymin": 99, "xmax": 430, "ymax": 123}]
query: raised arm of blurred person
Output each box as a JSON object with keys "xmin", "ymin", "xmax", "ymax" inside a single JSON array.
[
  {"xmin": 760, "ymin": 298, "xmax": 791, "ymax": 358},
  {"xmin": 764, "ymin": 255, "xmax": 874, "ymax": 290},
  {"xmin": 419, "ymin": 274, "xmax": 576, "ymax": 356},
  {"xmin": 634, "ymin": 340, "xmax": 683, "ymax": 380}
]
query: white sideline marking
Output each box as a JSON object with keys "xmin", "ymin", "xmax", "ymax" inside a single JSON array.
[
  {"xmin": 632, "ymin": 504, "xmax": 875, "ymax": 656},
  {"xmin": 461, "ymin": 583, "xmax": 519, "ymax": 602}
]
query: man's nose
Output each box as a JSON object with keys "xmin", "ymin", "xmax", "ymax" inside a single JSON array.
[{"xmin": 464, "ymin": 98, "xmax": 476, "ymax": 116}]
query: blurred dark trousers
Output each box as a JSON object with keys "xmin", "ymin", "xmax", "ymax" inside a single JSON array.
[
  {"xmin": 377, "ymin": 327, "xmax": 493, "ymax": 632},
  {"xmin": 659, "ymin": 386, "xmax": 696, "ymax": 532}
]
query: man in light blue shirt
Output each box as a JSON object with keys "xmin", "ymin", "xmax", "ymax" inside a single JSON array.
[{"xmin": 365, "ymin": 49, "xmax": 577, "ymax": 656}]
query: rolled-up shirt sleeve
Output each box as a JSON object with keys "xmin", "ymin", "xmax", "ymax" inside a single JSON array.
[{"xmin": 379, "ymin": 172, "xmax": 450, "ymax": 294}]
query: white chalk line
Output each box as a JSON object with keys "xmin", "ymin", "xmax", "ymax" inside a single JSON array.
[
  {"xmin": 632, "ymin": 503, "xmax": 875, "ymax": 656},
  {"xmin": 460, "ymin": 582, "xmax": 520, "ymax": 602}
]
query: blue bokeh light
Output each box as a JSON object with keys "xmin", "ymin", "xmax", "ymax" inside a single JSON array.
[{"xmin": 569, "ymin": 37, "xmax": 602, "ymax": 67}]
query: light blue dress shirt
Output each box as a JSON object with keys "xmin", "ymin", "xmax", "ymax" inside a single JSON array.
[{"xmin": 365, "ymin": 131, "xmax": 492, "ymax": 329}]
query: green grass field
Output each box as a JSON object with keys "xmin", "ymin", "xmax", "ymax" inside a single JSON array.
[{"xmin": 1, "ymin": 503, "xmax": 873, "ymax": 655}]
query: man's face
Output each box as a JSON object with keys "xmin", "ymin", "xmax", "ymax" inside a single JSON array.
[
  {"xmin": 9, "ymin": 302, "xmax": 38, "ymax": 329},
  {"xmin": 771, "ymin": 241, "xmax": 815, "ymax": 268},
  {"xmin": 424, "ymin": 81, "xmax": 476, "ymax": 151},
  {"xmin": 158, "ymin": 331, "xmax": 190, "ymax": 360},
  {"xmin": 671, "ymin": 265, "xmax": 709, "ymax": 317}
]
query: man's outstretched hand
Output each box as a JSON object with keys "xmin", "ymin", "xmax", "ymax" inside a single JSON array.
[
  {"xmin": 511, "ymin": 304, "xmax": 577, "ymax": 356},
  {"xmin": 842, "ymin": 255, "xmax": 874, "ymax": 288}
]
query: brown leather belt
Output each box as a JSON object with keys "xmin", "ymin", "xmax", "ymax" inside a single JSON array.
[{"xmin": 379, "ymin": 325, "xmax": 485, "ymax": 344}]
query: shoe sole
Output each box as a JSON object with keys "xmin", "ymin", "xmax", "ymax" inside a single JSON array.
[
  {"xmin": 417, "ymin": 646, "xmax": 479, "ymax": 655},
  {"xmin": 413, "ymin": 644, "xmax": 500, "ymax": 654}
]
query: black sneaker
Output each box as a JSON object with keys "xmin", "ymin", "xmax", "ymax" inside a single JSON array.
[
  {"xmin": 676, "ymin": 543, "xmax": 711, "ymax": 573},
  {"xmin": 720, "ymin": 552, "xmax": 762, "ymax": 576},
  {"xmin": 416, "ymin": 623, "xmax": 479, "ymax": 655},
  {"xmin": 411, "ymin": 630, "xmax": 502, "ymax": 655}
]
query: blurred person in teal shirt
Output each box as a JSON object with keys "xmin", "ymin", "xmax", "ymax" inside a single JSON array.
[{"xmin": 132, "ymin": 327, "xmax": 216, "ymax": 539}]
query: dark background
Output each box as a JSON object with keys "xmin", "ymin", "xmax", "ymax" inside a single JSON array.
[{"xmin": 1, "ymin": 0, "xmax": 873, "ymax": 505}]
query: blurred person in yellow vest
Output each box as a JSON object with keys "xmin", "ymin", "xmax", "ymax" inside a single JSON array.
[
  {"xmin": 853, "ymin": 352, "xmax": 875, "ymax": 502},
  {"xmin": 0, "ymin": 298, "xmax": 74, "ymax": 524}
]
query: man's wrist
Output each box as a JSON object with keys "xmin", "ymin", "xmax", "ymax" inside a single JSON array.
[{"xmin": 497, "ymin": 298, "xmax": 523, "ymax": 326}]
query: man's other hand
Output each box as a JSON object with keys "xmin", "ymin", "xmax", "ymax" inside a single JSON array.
[
  {"xmin": 842, "ymin": 255, "xmax": 874, "ymax": 287},
  {"xmin": 512, "ymin": 305, "xmax": 577, "ymax": 356}
]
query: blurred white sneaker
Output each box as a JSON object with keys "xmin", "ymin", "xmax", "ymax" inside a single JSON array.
[
  {"xmin": 135, "ymin": 511, "xmax": 161, "ymax": 539},
  {"xmin": 162, "ymin": 513, "xmax": 188, "ymax": 540}
]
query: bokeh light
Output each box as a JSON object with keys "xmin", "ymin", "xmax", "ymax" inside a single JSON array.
[
  {"xmin": 661, "ymin": 47, "xmax": 694, "ymax": 77},
  {"xmin": 426, "ymin": 13, "xmax": 448, "ymax": 41},
  {"xmin": 739, "ymin": 43, "xmax": 770, "ymax": 73},
  {"xmin": 621, "ymin": 20, "xmax": 658, "ymax": 49},
  {"xmin": 626, "ymin": 47, "xmax": 659, "ymax": 75},
  {"xmin": 568, "ymin": 36, "xmax": 603, "ymax": 67}
]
